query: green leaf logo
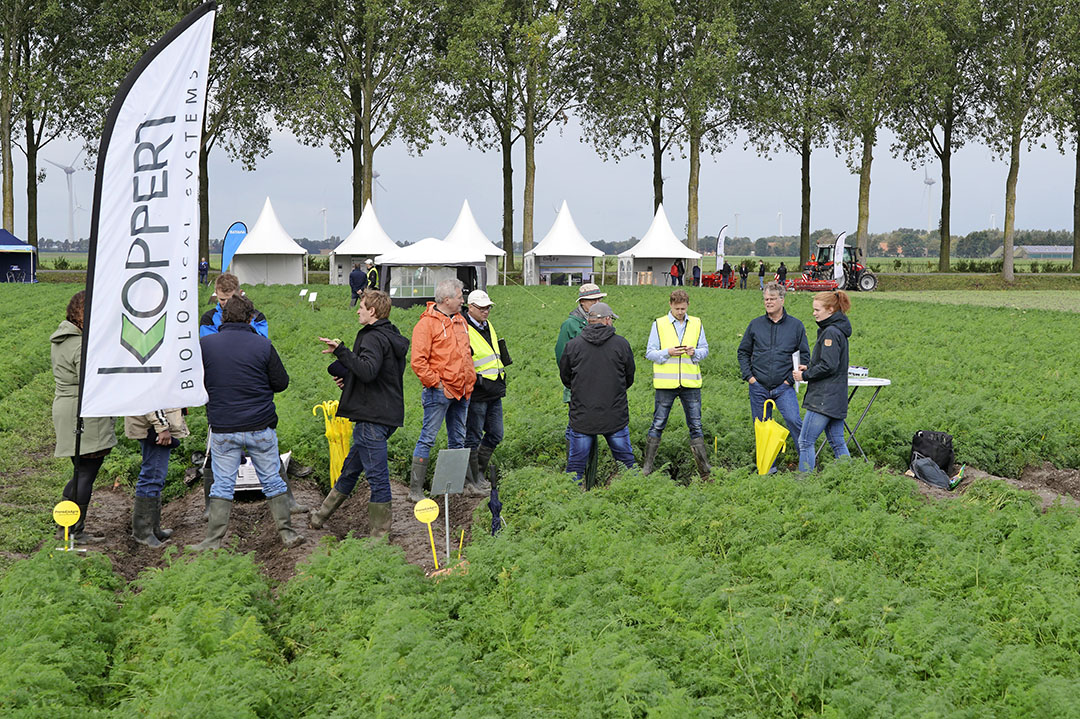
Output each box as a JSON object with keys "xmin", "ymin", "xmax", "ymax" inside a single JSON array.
[{"xmin": 120, "ymin": 314, "xmax": 166, "ymax": 364}]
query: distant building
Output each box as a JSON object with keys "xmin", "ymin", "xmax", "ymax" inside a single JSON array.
[{"xmin": 990, "ymin": 245, "xmax": 1073, "ymax": 260}]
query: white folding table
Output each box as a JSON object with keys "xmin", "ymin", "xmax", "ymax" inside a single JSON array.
[{"xmin": 816, "ymin": 376, "xmax": 891, "ymax": 462}]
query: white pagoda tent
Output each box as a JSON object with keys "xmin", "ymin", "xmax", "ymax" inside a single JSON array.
[
  {"xmin": 376, "ymin": 237, "xmax": 487, "ymax": 308},
  {"xmin": 328, "ymin": 200, "xmax": 398, "ymax": 286},
  {"xmin": 617, "ymin": 203, "xmax": 702, "ymax": 285},
  {"xmin": 231, "ymin": 198, "xmax": 307, "ymax": 285},
  {"xmin": 443, "ymin": 200, "xmax": 505, "ymax": 284},
  {"xmin": 524, "ymin": 201, "xmax": 604, "ymax": 286}
]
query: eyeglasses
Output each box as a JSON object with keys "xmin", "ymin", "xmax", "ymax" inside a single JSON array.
[{"xmin": 470, "ymin": 305, "xmax": 491, "ymax": 312}]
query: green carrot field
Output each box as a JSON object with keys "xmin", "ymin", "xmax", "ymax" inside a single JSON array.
[{"xmin": 1, "ymin": 282, "xmax": 1079, "ymax": 716}]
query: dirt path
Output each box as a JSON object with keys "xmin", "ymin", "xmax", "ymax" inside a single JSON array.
[{"xmin": 57, "ymin": 481, "xmax": 487, "ymax": 585}]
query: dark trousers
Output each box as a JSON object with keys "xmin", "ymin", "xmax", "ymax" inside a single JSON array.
[{"xmin": 63, "ymin": 455, "xmax": 106, "ymax": 506}]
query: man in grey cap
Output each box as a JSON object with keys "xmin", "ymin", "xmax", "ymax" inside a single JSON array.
[{"xmin": 558, "ymin": 302, "xmax": 636, "ymax": 487}]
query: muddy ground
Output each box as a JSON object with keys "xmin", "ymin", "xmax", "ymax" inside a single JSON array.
[
  {"xmin": 36, "ymin": 461, "xmax": 1080, "ymax": 587},
  {"xmin": 907, "ymin": 463, "xmax": 1080, "ymax": 511},
  {"xmin": 56, "ymin": 479, "xmax": 486, "ymax": 586}
]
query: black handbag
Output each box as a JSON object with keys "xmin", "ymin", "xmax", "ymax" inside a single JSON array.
[{"xmin": 909, "ymin": 431, "xmax": 954, "ymax": 476}]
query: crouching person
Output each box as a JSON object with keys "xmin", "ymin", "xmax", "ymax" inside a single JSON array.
[
  {"xmin": 190, "ymin": 296, "xmax": 303, "ymax": 551},
  {"xmin": 125, "ymin": 409, "xmax": 188, "ymax": 547},
  {"xmin": 312, "ymin": 290, "xmax": 409, "ymax": 537}
]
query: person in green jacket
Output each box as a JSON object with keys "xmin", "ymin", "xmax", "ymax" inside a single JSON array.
[{"xmin": 51, "ymin": 290, "xmax": 118, "ymax": 543}]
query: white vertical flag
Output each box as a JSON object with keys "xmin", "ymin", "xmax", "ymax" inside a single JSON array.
[{"xmin": 80, "ymin": 3, "xmax": 216, "ymax": 417}]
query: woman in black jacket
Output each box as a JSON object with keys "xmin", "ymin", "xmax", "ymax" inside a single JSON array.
[{"xmin": 792, "ymin": 290, "xmax": 852, "ymax": 473}]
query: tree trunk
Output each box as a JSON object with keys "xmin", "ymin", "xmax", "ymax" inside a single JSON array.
[
  {"xmin": 361, "ymin": 80, "xmax": 374, "ymax": 209},
  {"xmin": 522, "ymin": 68, "xmax": 536, "ymax": 255},
  {"xmin": 199, "ymin": 117, "xmax": 210, "ymax": 264},
  {"xmin": 350, "ymin": 85, "xmax": 363, "ymax": 223},
  {"xmin": 938, "ymin": 132, "xmax": 952, "ymax": 272},
  {"xmin": 651, "ymin": 113, "xmax": 663, "ymax": 211},
  {"xmin": 1074, "ymin": 131, "xmax": 1080, "ymax": 272},
  {"xmin": 800, "ymin": 133, "xmax": 811, "ymax": 267},
  {"xmin": 500, "ymin": 126, "xmax": 514, "ymax": 271},
  {"xmin": 0, "ymin": 74, "xmax": 11, "ymax": 233},
  {"xmin": 1002, "ymin": 130, "xmax": 1020, "ymax": 282},
  {"xmin": 24, "ymin": 109, "xmax": 37, "ymax": 246},
  {"xmin": 855, "ymin": 129, "xmax": 873, "ymax": 259},
  {"xmin": 686, "ymin": 117, "xmax": 700, "ymax": 253}
]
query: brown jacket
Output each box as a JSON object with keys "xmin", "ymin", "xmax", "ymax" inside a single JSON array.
[
  {"xmin": 410, "ymin": 302, "xmax": 476, "ymax": 400},
  {"xmin": 124, "ymin": 409, "xmax": 190, "ymax": 441}
]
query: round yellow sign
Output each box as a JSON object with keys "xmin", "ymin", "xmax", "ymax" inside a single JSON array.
[
  {"xmin": 53, "ymin": 500, "xmax": 81, "ymax": 528},
  {"xmin": 413, "ymin": 498, "xmax": 440, "ymax": 524}
]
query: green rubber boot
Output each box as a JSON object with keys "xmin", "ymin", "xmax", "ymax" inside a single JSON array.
[
  {"xmin": 309, "ymin": 488, "xmax": 347, "ymax": 529},
  {"xmin": 368, "ymin": 501, "xmax": 392, "ymax": 538},
  {"xmin": 408, "ymin": 457, "xmax": 427, "ymax": 503},
  {"xmin": 152, "ymin": 496, "xmax": 173, "ymax": 540},
  {"xmin": 188, "ymin": 498, "xmax": 232, "ymax": 551},
  {"xmin": 131, "ymin": 495, "xmax": 163, "ymax": 548},
  {"xmin": 268, "ymin": 493, "xmax": 305, "ymax": 549}
]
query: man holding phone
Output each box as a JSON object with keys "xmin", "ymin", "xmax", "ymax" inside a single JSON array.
[{"xmin": 642, "ymin": 289, "xmax": 711, "ymax": 479}]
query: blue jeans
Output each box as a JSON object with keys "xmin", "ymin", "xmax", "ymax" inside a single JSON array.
[
  {"xmin": 209, "ymin": 428, "xmax": 287, "ymax": 500},
  {"xmin": 465, "ymin": 398, "xmax": 504, "ymax": 450},
  {"xmin": 798, "ymin": 409, "xmax": 850, "ymax": 472},
  {"xmin": 749, "ymin": 381, "xmax": 803, "ymax": 472},
  {"xmin": 413, "ymin": 386, "xmax": 469, "ymax": 459},
  {"xmin": 135, "ymin": 439, "xmax": 172, "ymax": 498},
  {"xmin": 334, "ymin": 421, "xmax": 395, "ymax": 503},
  {"xmin": 566, "ymin": 426, "xmax": 636, "ymax": 484},
  {"xmin": 649, "ymin": 387, "xmax": 704, "ymax": 439}
]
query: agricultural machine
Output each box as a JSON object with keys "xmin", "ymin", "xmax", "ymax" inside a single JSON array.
[{"xmin": 786, "ymin": 233, "xmax": 878, "ymax": 292}]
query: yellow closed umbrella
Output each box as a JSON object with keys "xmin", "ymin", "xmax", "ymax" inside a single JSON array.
[
  {"xmin": 754, "ymin": 399, "xmax": 790, "ymax": 475},
  {"xmin": 313, "ymin": 400, "xmax": 353, "ymax": 485}
]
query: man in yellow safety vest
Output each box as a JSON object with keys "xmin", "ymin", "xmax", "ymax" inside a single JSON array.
[
  {"xmin": 462, "ymin": 291, "xmax": 508, "ymax": 530},
  {"xmin": 642, "ymin": 289, "xmax": 711, "ymax": 479}
]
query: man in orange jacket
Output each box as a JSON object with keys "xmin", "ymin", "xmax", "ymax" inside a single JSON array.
[{"xmin": 409, "ymin": 277, "xmax": 476, "ymax": 501}]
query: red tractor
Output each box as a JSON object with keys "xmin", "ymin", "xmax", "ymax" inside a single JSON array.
[{"xmin": 801, "ymin": 239, "xmax": 877, "ymax": 292}]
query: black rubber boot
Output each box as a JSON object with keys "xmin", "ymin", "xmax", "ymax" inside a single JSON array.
[
  {"xmin": 642, "ymin": 436, "xmax": 661, "ymax": 475},
  {"xmin": 690, "ymin": 437, "xmax": 712, "ymax": 480},
  {"xmin": 309, "ymin": 488, "xmax": 347, "ymax": 529},
  {"xmin": 131, "ymin": 495, "xmax": 163, "ymax": 548},
  {"xmin": 152, "ymin": 496, "xmax": 173, "ymax": 540},
  {"xmin": 463, "ymin": 449, "xmax": 486, "ymax": 497},
  {"xmin": 188, "ymin": 498, "xmax": 232, "ymax": 551},
  {"xmin": 268, "ymin": 493, "xmax": 305, "ymax": 549},
  {"xmin": 408, "ymin": 457, "xmax": 427, "ymax": 503},
  {"xmin": 368, "ymin": 501, "xmax": 392, "ymax": 538},
  {"xmin": 476, "ymin": 445, "xmax": 495, "ymax": 492}
]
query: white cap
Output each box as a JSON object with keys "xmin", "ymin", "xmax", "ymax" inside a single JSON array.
[
  {"xmin": 468, "ymin": 289, "xmax": 494, "ymax": 307},
  {"xmin": 365, "ymin": 258, "xmax": 374, "ymax": 265}
]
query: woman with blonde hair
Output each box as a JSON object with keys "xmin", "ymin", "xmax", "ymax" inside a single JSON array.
[{"xmin": 792, "ymin": 290, "xmax": 852, "ymax": 473}]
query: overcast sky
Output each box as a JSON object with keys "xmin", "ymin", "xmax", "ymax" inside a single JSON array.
[{"xmin": 21, "ymin": 118, "xmax": 1076, "ymax": 249}]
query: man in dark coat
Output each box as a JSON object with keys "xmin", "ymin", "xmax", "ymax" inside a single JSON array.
[
  {"xmin": 349, "ymin": 262, "xmax": 366, "ymax": 307},
  {"xmin": 737, "ymin": 282, "xmax": 810, "ymax": 472},
  {"xmin": 558, "ymin": 302, "xmax": 636, "ymax": 486},
  {"xmin": 191, "ymin": 296, "xmax": 302, "ymax": 551},
  {"xmin": 311, "ymin": 290, "xmax": 409, "ymax": 536}
]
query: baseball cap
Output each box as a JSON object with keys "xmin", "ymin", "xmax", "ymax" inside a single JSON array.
[
  {"xmin": 365, "ymin": 258, "xmax": 374, "ymax": 265},
  {"xmin": 587, "ymin": 302, "xmax": 618, "ymax": 319},
  {"xmin": 468, "ymin": 289, "xmax": 494, "ymax": 307},
  {"xmin": 577, "ymin": 283, "xmax": 607, "ymax": 301}
]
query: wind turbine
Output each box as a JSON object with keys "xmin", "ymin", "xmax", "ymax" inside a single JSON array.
[
  {"xmin": 371, "ymin": 170, "xmax": 388, "ymax": 205},
  {"xmin": 922, "ymin": 166, "xmax": 937, "ymax": 236},
  {"xmin": 45, "ymin": 148, "xmax": 84, "ymax": 243}
]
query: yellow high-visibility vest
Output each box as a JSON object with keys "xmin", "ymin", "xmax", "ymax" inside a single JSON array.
[
  {"xmin": 467, "ymin": 321, "xmax": 504, "ymax": 381},
  {"xmin": 652, "ymin": 315, "xmax": 703, "ymax": 388}
]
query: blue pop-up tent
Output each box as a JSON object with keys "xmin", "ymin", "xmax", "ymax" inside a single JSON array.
[{"xmin": 0, "ymin": 230, "xmax": 36, "ymax": 283}]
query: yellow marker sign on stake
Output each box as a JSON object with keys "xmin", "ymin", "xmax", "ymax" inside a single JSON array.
[
  {"xmin": 53, "ymin": 500, "xmax": 80, "ymax": 551},
  {"xmin": 413, "ymin": 498, "xmax": 440, "ymax": 569},
  {"xmin": 457, "ymin": 529, "xmax": 465, "ymax": 561}
]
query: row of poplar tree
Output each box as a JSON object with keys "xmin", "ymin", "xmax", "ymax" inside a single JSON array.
[{"xmin": 2, "ymin": 0, "xmax": 1079, "ymax": 278}]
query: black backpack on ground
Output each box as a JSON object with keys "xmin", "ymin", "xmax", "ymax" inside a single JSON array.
[{"xmin": 910, "ymin": 431, "xmax": 954, "ymax": 477}]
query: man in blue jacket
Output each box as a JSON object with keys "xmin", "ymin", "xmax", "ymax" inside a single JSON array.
[
  {"xmin": 190, "ymin": 296, "xmax": 303, "ymax": 551},
  {"xmin": 348, "ymin": 262, "xmax": 366, "ymax": 306},
  {"xmin": 737, "ymin": 282, "xmax": 810, "ymax": 472},
  {"xmin": 199, "ymin": 272, "xmax": 269, "ymax": 338}
]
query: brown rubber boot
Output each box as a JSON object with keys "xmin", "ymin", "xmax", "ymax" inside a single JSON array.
[
  {"xmin": 689, "ymin": 437, "xmax": 712, "ymax": 480},
  {"xmin": 642, "ymin": 436, "xmax": 661, "ymax": 475},
  {"xmin": 408, "ymin": 457, "xmax": 427, "ymax": 503}
]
